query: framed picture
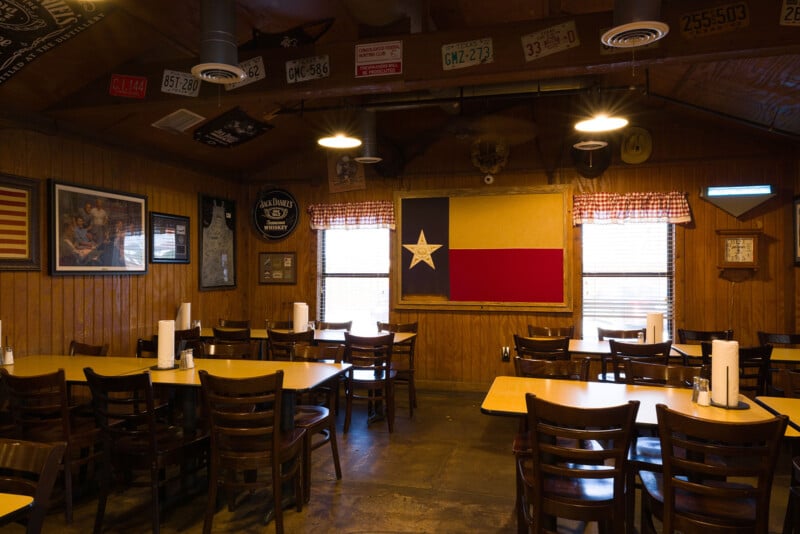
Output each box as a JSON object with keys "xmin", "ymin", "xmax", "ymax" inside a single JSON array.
[
  {"xmin": 794, "ymin": 196, "xmax": 800, "ymax": 265},
  {"xmin": 199, "ymin": 194, "xmax": 236, "ymax": 290},
  {"xmin": 49, "ymin": 181, "xmax": 146, "ymax": 275},
  {"xmin": 259, "ymin": 252, "xmax": 296, "ymax": 284},
  {"xmin": 0, "ymin": 173, "xmax": 40, "ymax": 271},
  {"xmin": 150, "ymin": 212, "xmax": 189, "ymax": 264}
]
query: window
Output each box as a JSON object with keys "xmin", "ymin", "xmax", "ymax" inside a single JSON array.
[
  {"xmin": 318, "ymin": 228, "xmax": 390, "ymax": 331},
  {"xmin": 581, "ymin": 222, "xmax": 674, "ymax": 340}
]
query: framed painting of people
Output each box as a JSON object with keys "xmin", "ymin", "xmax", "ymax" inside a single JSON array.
[
  {"xmin": 0, "ymin": 173, "xmax": 40, "ymax": 271},
  {"xmin": 199, "ymin": 194, "xmax": 236, "ymax": 290},
  {"xmin": 49, "ymin": 181, "xmax": 147, "ymax": 275}
]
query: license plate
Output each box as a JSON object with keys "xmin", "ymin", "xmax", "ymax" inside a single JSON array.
[
  {"xmin": 226, "ymin": 56, "xmax": 265, "ymax": 90},
  {"xmin": 160, "ymin": 70, "xmax": 200, "ymax": 97},
  {"xmin": 521, "ymin": 20, "xmax": 580, "ymax": 62},
  {"xmin": 286, "ymin": 55, "xmax": 330, "ymax": 84},
  {"xmin": 680, "ymin": 2, "xmax": 749, "ymax": 38},
  {"xmin": 781, "ymin": 0, "xmax": 800, "ymax": 26},
  {"xmin": 441, "ymin": 38, "xmax": 493, "ymax": 71}
]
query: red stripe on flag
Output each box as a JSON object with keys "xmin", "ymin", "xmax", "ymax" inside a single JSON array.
[{"xmin": 449, "ymin": 248, "xmax": 563, "ymax": 303}]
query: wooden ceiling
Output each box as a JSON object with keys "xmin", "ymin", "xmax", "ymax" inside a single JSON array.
[{"xmin": 0, "ymin": 0, "xmax": 797, "ymax": 180}]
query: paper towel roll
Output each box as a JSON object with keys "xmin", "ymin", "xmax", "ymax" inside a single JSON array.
[
  {"xmin": 157, "ymin": 320, "xmax": 175, "ymax": 369},
  {"xmin": 646, "ymin": 313, "xmax": 663, "ymax": 343},
  {"xmin": 293, "ymin": 302, "xmax": 309, "ymax": 333},
  {"xmin": 175, "ymin": 302, "xmax": 191, "ymax": 331},
  {"xmin": 711, "ymin": 339, "xmax": 739, "ymax": 407}
]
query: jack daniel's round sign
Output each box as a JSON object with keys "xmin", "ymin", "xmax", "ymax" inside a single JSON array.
[{"xmin": 253, "ymin": 189, "xmax": 299, "ymax": 240}]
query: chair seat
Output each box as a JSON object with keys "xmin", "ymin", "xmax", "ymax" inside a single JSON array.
[
  {"xmin": 640, "ymin": 471, "xmax": 758, "ymax": 525},
  {"xmin": 294, "ymin": 405, "xmax": 329, "ymax": 427}
]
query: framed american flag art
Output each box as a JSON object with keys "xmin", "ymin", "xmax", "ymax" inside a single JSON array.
[{"xmin": 0, "ymin": 173, "xmax": 40, "ymax": 271}]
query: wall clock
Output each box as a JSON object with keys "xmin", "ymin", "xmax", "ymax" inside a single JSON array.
[{"xmin": 717, "ymin": 229, "xmax": 760, "ymax": 269}]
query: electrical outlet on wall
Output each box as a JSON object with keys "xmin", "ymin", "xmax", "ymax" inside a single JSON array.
[{"xmin": 501, "ymin": 346, "xmax": 510, "ymax": 362}]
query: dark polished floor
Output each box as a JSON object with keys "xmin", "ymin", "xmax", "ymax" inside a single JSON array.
[{"xmin": 16, "ymin": 389, "xmax": 796, "ymax": 533}]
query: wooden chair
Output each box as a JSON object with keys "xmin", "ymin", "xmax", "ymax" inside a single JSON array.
[
  {"xmin": 199, "ymin": 370, "xmax": 304, "ymax": 534},
  {"xmin": 0, "ymin": 438, "xmax": 66, "ymax": 534},
  {"xmin": 677, "ymin": 328, "xmax": 734, "ymax": 344},
  {"xmin": 620, "ymin": 359, "xmax": 709, "ymax": 533},
  {"xmin": 289, "ymin": 345, "xmax": 343, "ymax": 502},
  {"xmin": 640, "ymin": 403, "xmax": 787, "ymax": 534},
  {"xmin": 218, "ymin": 318, "xmax": 250, "ymax": 328},
  {"xmin": 757, "ymin": 331, "xmax": 800, "ymax": 347},
  {"xmin": 266, "ymin": 320, "xmax": 294, "ymax": 330},
  {"xmin": 514, "ymin": 356, "xmax": 590, "ymax": 381},
  {"xmin": 513, "ymin": 334, "xmax": 571, "ymax": 361},
  {"xmin": 211, "ymin": 326, "xmax": 250, "ymax": 343},
  {"xmin": 203, "ymin": 341, "xmax": 260, "ymax": 360},
  {"xmin": 68, "ymin": 340, "xmax": 109, "ymax": 356},
  {"xmin": 136, "ymin": 337, "xmax": 158, "ymax": 358},
  {"xmin": 780, "ymin": 369, "xmax": 800, "ymax": 398},
  {"xmin": 316, "ymin": 320, "xmax": 352, "ymax": 330},
  {"xmin": 174, "ymin": 326, "xmax": 203, "ymax": 357},
  {"xmin": 603, "ymin": 339, "xmax": 673, "ymax": 382},
  {"xmin": 597, "ymin": 327, "xmax": 646, "ymax": 341},
  {"xmin": 527, "ymin": 324, "xmax": 574, "ymax": 338},
  {"xmin": 266, "ymin": 329, "xmax": 314, "ymax": 361},
  {"xmin": 784, "ymin": 456, "xmax": 800, "ymax": 534},
  {"xmin": 0, "ymin": 368, "xmax": 101, "ymax": 524},
  {"xmin": 377, "ymin": 321, "xmax": 418, "ymax": 417},
  {"xmin": 343, "ymin": 332, "xmax": 396, "ymax": 433},
  {"xmin": 83, "ymin": 367, "xmax": 209, "ymax": 534},
  {"xmin": 516, "ymin": 394, "xmax": 639, "ymax": 534},
  {"xmin": 737, "ymin": 344, "xmax": 773, "ymax": 398}
]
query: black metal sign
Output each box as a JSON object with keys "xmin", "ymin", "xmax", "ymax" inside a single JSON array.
[
  {"xmin": 193, "ymin": 107, "xmax": 272, "ymax": 148},
  {"xmin": 252, "ymin": 189, "xmax": 298, "ymax": 241}
]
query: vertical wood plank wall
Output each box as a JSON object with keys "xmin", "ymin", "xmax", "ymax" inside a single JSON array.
[{"xmin": 0, "ymin": 111, "xmax": 798, "ymax": 391}]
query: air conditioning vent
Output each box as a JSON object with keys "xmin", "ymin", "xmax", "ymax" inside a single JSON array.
[
  {"xmin": 601, "ymin": 21, "xmax": 669, "ymax": 48},
  {"xmin": 191, "ymin": 63, "xmax": 245, "ymax": 84}
]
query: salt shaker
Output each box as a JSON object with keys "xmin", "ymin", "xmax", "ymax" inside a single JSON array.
[
  {"xmin": 691, "ymin": 376, "xmax": 701, "ymax": 403},
  {"xmin": 696, "ymin": 378, "xmax": 710, "ymax": 406},
  {"xmin": 637, "ymin": 332, "xmax": 644, "ymax": 344},
  {"xmin": 3, "ymin": 346, "xmax": 13, "ymax": 365}
]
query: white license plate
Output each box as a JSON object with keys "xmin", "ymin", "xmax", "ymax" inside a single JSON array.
[
  {"xmin": 226, "ymin": 56, "xmax": 265, "ymax": 90},
  {"xmin": 286, "ymin": 55, "xmax": 330, "ymax": 84},
  {"xmin": 780, "ymin": 0, "xmax": 800, "ymax": 26},
  {"xmin": 160, "ymin": 70, "xmax": 200, "ymax": 97},
  {"xmin": 521, "ymin": 20, "xmax": 580, "ymax": 62},
  {"xmin": 441, "ymin": 38, "xmax": 493, "ymax": 71},
  {"xmin": 679, "ymin": 2, "xmax": 749, "ymax": 38}
]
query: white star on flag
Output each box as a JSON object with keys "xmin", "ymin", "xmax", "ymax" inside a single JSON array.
[{"xmin": 402, "ymin": 230, "xmax": 443, "ymax": 269}]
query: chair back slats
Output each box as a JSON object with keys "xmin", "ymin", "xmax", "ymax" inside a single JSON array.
[
  {"xmin": 597, "ymin": 327, "xmax": 645, "ymax": 341},
  {"xmin": 652, "ymin": 403, "xmax": 787, "ymax": 533},
  {"xmin": 527, "ymin": 324, "xmax": 574, "ymax": 338},
  {"xmin": 606, "ymin": 339, "xmax": 673, "ymax": 382},
  {"xmin": 136, "ymin": 337, "xmax": 158, "ymax": 358},
  {"xmin": 513, "ymin": 334, "xmax": 570, "ymax": 361},
  {"xmin": 514, "ymin": 357, "xmax": 590, "ymax": 381},
  {"xmin": 69, "ymin": 340, "xmax": 108, "ymax": 356},
  {"xmin": 677, "ymin": 328, "xmax": 734, "ymax": 344},
  {"xmin": 211, "ymin": 327, "xmax": 251, "ymax": 343},
  {"xmin": 738, "ymin": 344, "xmax": 773, "ymax": 398},
  {"xmin": 781, "ymin": 369, "xmax": 800, "ymax": 398},
  {"xmin": 218, "ymin": 319, "xmax": 250, "ymax": 328},
  {"xmin": 316, "ymin": 320, "xmax": 352, "ymax": 331},
  {"xmin": 266, "ymin": 329, "xmax": 314, "ymax": 360},
  {"xmin": 1, "ymin": 369, "xmax": 70, "ymax": 442},
  {"xmin": 623, "ymin": 359, "xmax": 709, "ymax": 388},
  {"xmin": 344, "ymin": 332, "xmax": 394, "ymax": 373},
  {"xmin": 203, "ymin": 341, "xmax": 260, "ymax": 360},
  {"xmin": 757, "ymin": 331, "xmax": 800, "ymax": 346}
]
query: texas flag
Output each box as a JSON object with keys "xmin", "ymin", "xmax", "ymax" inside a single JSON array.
[{"xmin": 401, "ymin": 193, "xmax": 565, "ymax": 303}]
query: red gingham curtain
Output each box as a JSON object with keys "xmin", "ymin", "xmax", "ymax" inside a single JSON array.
[
  {"xmin": 572, "ymin": 192, "xmax": 692, "ymax": 225},
  {"xmin": 308, "ymin": 201, "xmax": 395, "ymax": 230}
]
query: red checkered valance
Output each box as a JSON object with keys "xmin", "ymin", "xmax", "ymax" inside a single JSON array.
[
  {"xmin": 308, "ymin": 201, "xmax": 395, "ymax": 230},
  {"xmin": 572, "ymin": 192, "xmax": 692, "ymax": 225}
]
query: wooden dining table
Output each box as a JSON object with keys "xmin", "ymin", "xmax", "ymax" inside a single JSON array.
[
  {"xmin": 672, "ymin": 343, "xmax": 800, "ymax": 364},
  {"xmin": 482, "ymin": 375, "xmax": 781, "ymax": 427},
  {"xmin": 201, "ymin": 326, "xmax": 416, "ymax": 344},
  {"xmin": 754, "ymin": 396, "xmax": 800, "ymax": 439},
  {"xmin": 0, "ymin": 493, "xmax": 33, "ymax": 526}
]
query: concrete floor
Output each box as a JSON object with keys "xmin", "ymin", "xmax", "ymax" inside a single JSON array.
[{"xmin": 15, "ymin": 389, "xmax": 797, "ymax": 533}]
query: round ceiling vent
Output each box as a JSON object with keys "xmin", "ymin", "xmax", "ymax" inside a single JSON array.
[
  {"xmin": 601, "ymin": 21, "xmax": 669, "ymax": 48},
  {"xmin": 191, "ymin": 63, "xmax": 246, "ymax": 85}
]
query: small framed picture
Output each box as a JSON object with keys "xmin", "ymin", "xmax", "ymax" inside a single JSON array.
[
  {"xmin": 0, "ymin": 173, "xmax": 40, "ymax": 271},
  {"xmin": 50, "ymin": 181, "xmax": 146, "ymax": 275},
  {"xmin": 150, "ymin": 212, "xmax": 189, "ymax": 263},
  {"xmin": 259, "ymin": 252, "xmax": 296, "ymax": 284}
]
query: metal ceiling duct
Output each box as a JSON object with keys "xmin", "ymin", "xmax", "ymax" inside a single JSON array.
[
  {"xmin": 601, "ymin": 0, "xmax": 669, "ymax": 48},
  {"xmin": 191, "ymin": 0, "xmax": 246, "ymax": 84},
  {"xmin": 354, "ymin": 110, "xmax": 382, "ymax": 164}
]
